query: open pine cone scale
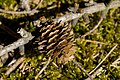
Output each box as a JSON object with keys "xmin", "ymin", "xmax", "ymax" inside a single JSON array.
[{"xmin": 33, "ymin": 20, "xmax": 76, "ymax": 63}]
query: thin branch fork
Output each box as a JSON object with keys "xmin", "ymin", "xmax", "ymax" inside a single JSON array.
[
  {"xmin": 53, "ymin": 0, "xmax": 120, "ymax": 23},
  {"xmin": 53, "ymin": 3, "xmax": 106, "ymax": 23},
  {"xmin": 0, "ymin": 28, "xmax": 34, "ymax": 57},
  {"xmin": 0, "ymin": 0, "xmax": 43, "ymax": 14}
]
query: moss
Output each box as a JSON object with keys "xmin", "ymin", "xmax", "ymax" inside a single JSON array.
[{"xmin": 0, "ymin": 0, "xmax": 120, "ymax": 79}]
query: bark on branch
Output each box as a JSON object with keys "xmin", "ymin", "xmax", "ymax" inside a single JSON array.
[
  {"xmin": 53, "ymin": 0, "xmax": 120, "ymax": 23},
  {"xmin": 0, "ymin": 28, "xmax": 34, "ymax": 56}
]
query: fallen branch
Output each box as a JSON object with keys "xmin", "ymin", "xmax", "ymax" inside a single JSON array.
[
  {"xmin": 53, "ymin": 0, "xmax": 120, "ymax": 23},
  {"xmin": 0, "ymin": 28, "xmax": 34, "ymax": 56}
]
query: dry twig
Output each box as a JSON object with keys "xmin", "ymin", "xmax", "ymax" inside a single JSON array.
[
  {"xmin": 5, "ymin": 57, "xmax": 26, "ymax": 76},
  {"xmin": 33, "ymin": 0, "xmax": 43, "ymax": 10},
  {"xmin": 0, "ymin": 0, "xmax": 43, "ymax": 15},
  {"xmin": 0, "ymin": 57, "xmax": 26, "ymax": 80},
  {"xmin": 73, "ymin": 60, "xmax": 93, "ymax": 80},
  {"xmin": 81, "ymin": 17, "xmax": 103, "ymax": 38},
  {"xmin": 54, "ymin": 0, "xmax": 120, "ymax": 23},
  {"xmin": 110, "ymin": 56, "xmax": 120, "ymax": 68},
  {"xmin": 89, "ymin": 44, "xmax": 118, "ymax": 75},
  {"xmin": 0, "ymin": 9, "xmax": 38, "ymax": 14},
  {"xmin": 85, "ymin": 67, "xmax": 103, "ymax": 80},
  {"xmin": 35, "ymin": 56, "xmax": 51, "ymax": 80}
]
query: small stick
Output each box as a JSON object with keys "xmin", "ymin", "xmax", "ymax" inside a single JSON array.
[
  {"xmin": 0, "ymin": 57, "xmax": 26, "ymax": 80},
  {"xmin": 85, "ymin": 67, "xmax": 103, "ymax": 80},
  {"xmin": 33, "ymin": 0, "xmax": 43, "ymax": 10},
  {"xmin": 53, "ymin": 3, "xmax": 106, "ymax": 23},
  {"xmin": 0, "ymin": 9, "xmax": 38, "ymax": 14},
  {"xmin": 89, "ymin": 44, "xmax": 118, "ymax": 75},
  {"xmin": 73, "ymin": 60, "xmax": 93, "ymax": 80},
  {"xmin": 81, "ymin": 17, "xmax": 103, "ymax": 38},
  {"xmin": 35, "ymin": 56, "xmax": 51, "ymax": 80},
  {"xmin": 0, "ymin": 0, "xmax": 43, "ymax": 15},
  {"xmin": 110, "ymin": 56, "xmax": 120, "ymax": 68},
  {"xmin": 5, "ymin": 57, "xmax": 26, "ymax": 76}
]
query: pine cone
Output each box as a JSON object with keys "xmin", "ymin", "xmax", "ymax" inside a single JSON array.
[{"xmin": 33, "ymin": 20, "xmax": 76, "ymax": 60}]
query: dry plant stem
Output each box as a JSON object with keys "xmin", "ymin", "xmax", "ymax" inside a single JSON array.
[
  {"xmin": 35, "ymin": 56, "xmax": 51, "ymax": 80},
  {"xmin": 82, "ymin": 39, "xmax": 107, "ymax": 45},
  {"xmin": 81, "ymin": 17, "xmax": 103, "ymax": 38},
  {"xmin": 73, "ymin": 60, "xmax": 93, "ymax": 80},
  {"xmin": 85, "ymin": 67, "xmax": 103, "ymax": 80},
  {"xmin": 0, "ymin": 28, "xmax": 34, "ymax": 56},
  {"xmin": 33, "ymin": 0, "xmax": 43, "ymax": 10},
  {"xmin": 110, "ymin": 56, "xmax": 120, "ymax": 68},
  {"xmin": 0, "ymin": 9, "xmax": 38, "ymax": 14},
  {"xmin": 0, "ymin": 0, "xmax": 43, "ymax": 15},
  {"xmin": 0, "ymin": 57, "xmax": 26, "ymax": 80},
  {"xmin": 52, "ymin": 62, "xmax": 58, "ymax": 68},
  {"xmin": 89, "ymin": 44, "xmax": 118, "ymax": 75},
  {"xmin": 5, "ymin": 57, "xmax": 26, "ymax": 76}
]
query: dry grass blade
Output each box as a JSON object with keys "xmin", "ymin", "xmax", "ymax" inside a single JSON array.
[
  {"xmin": 89, "ymin": 44, "xmax": 118, "ymax": 75},
  {"xmin": 35, "ymin": 56, "xmax": 51, "ymax": 80},
  {"xmin": 0, "ymin": 57, "xmax": 26, "ymax": 80},
  {"xmin": 81, "ymin": 17, "xmax": 103, "ymax": 38}
]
